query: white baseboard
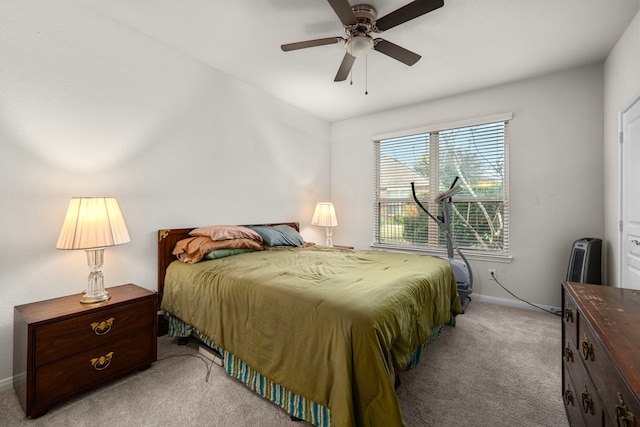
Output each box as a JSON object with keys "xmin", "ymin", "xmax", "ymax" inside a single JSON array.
[
  {"xmin": 470, "ymin": 293, "xmax": 561, "ymax": 315},
  {"xmin": 0, "ymin": 376, "xmax": 13, "ymax": 392}
]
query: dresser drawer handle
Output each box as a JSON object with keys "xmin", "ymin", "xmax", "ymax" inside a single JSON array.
[
  {"xmin": 581, "ymin": 335, "xmax": 594, "ymax": 361},
  {"xmin": 616, "ymin": 393, "xmax": 636, "ymax": 427},
  {"xmin": 90, "ymin": 352, "xmax": 114, "ymax": 371},
  {"xmin": 90, "ymin": 318, "xmax": 114, "ymax": 335},
  {"xmin": 564, "ymin": 307, "xmax": 574, "ymax": 323},
  {"xmin": 563, "ymin": 385, "xmax": 574, "ymax": 406},
  {"xmin": 564, "ymin": 344, "xmax": 574, "ymax": 363},
  {"xmin": 582, "ymin": 385, "xmax": 594, "ymax": 415}
]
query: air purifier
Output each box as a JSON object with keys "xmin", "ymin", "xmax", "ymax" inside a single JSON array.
[{"xmin": 566, "ymin": 238, "xmax": 602, "ymax": 285}]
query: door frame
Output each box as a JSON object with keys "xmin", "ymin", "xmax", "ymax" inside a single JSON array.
[{"xmin": 619, "ymin": 93, "xmax": 640, "ymax": 288}]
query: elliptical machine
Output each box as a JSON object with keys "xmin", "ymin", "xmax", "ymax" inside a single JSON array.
[{"xmin": 411, "ymin": 177, "xmax": 473, "ymax": 310}]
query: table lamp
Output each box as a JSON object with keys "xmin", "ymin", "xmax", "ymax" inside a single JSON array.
[
  {"xmin": 56, "ymin": 197, "xmax": 131, "ymax": 303},
  {"xmin": 311, "ymin": 202, "xmax": 338, "ymax": 247}
]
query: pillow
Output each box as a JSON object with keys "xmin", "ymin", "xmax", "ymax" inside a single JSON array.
[
  {"xmin": 173, "ymin": 236, "xmax": 263, "ymax": 264},
  {"xmin": 246, "ymin": 224, "xmax": 305, "ymax": 247},
  {"xmin": 189, "ymin": 225, "xmax": 263, "ymax": 243},
  {"xmin": 202, "ymin": 248, "xmax": 254, "ymax": 261}
]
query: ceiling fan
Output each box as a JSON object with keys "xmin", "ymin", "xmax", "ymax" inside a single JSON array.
[{"xmin": 281, "ymin": 0, "xmax": 444, "ymax": 82}]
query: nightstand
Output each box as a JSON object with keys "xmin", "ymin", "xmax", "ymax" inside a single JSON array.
[{"xmin": 13, "ymin": 284, "xmax": 157, "ymax": 418}]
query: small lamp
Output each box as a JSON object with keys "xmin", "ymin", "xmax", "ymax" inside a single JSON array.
[
  {"xmin": 311, "ymin": 202, "xmax": 338, "ymax": 247},
  {"xmin": 56, "ymin": 197, "xmax": 131, "ymax": 303}
]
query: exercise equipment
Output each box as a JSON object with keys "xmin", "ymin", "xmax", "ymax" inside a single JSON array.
[{"xmin": 411, "ymin": 177, "xmax": 473, "ymax": 310}]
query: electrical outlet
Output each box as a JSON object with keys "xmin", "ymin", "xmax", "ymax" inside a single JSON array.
[{"xmin": 488, "ymin": 269, "xmax": 497, "ymax": 280}]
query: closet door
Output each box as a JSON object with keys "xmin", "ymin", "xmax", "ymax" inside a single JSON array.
[{"xmin": 621, "ymin": 95, "xmax": 640, "ymax": 290}]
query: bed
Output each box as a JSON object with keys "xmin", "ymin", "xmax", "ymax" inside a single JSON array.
[{"xmin": 157, "ymin": 222, "xmax": 463, "ymax": 427}]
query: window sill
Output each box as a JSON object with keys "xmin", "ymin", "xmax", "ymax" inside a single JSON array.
[{"xmin": 369, "ymin": 243, "xmax": 513, "ymax": 263}]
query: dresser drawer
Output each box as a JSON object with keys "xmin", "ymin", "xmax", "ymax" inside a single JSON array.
[
  {"xmin": 563, "ymin": 363, "xmax": 591, "ymax": 426},
  {"xmin": 605, "ymin": 389, "xmax": 640, "ymax": 427},
  {"xmin": 35, "ymin": 298, "xmax": 154, "ymax": 366},
  {"xmin": 562, "ymin": 282, "xmax": 640, "ymax": 427},
  {"xmin": 33, "ymin": 330, "xmax": 154, "ymax": 408},
  {"xmin": 577, "ymin": 320, "xmax": 640, "ymax": 426},
  {"xmin": 563, "ymin": 296, "xmax": 578, "ymax": 347},
  {"xmin": 563, "ymin": 335, "xmax": 604, "ymax": 426}
]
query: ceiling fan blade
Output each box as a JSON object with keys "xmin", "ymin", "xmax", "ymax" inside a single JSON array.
[
  {"xmin": 334, "ymin": 52, "xmax": 356, "ymax": 81},
  {"xmin": 327, "ymin": 0, "xmax": 357, "ymax": 26},
  {"xmin": 281, "ymin": 37, "xmax": 343, "ymax": 52},
  {"xmin": 375, "ymin": 0, "xmax": 444, "ymax": 32},
  {"xmin": 374, "ymin": 39, "xmax": 421, "ymax": 66}
]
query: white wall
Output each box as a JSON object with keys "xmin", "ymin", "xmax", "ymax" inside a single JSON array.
[
  {"xmin": 330, "ymin": 65, "xmax": 605, "ymax": 308},
  {"xmin": 604, "ymin": 10, "xmax": 640, "ymax": 286},
  {"xmin": 2, "ymin": 0, "xmax": 635, "ymax": 395},
  {"xmin": 0, "ymin": 2, "xmax": 330, "ymax": 386}
]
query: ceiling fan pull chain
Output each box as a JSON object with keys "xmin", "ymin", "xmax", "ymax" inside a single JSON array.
[{"xmin": 365, "ymin": 55, "xmax": 368, "ymax": 95}]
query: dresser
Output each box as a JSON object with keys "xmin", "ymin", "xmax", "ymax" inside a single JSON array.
[
  {"xmin": 561, "ymin": 281, "xmax": 640, "ymax": 426},
  {"xmin": 13, "ymin": 284, "xmax": 157, "ymax": 418}
]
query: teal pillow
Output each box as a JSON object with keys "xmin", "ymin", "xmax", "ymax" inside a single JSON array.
[
  {"xmin": 202, "ymin": 248, "xmax": 253, "ymax": 260},
  {"xmin": 246, "ymin": 225, "xmax": 304, "ymax": 246}
]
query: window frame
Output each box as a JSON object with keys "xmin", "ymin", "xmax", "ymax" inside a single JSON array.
[{"xmin": 372, "ymin": 113, "xmax": 513, "ymax": 261}]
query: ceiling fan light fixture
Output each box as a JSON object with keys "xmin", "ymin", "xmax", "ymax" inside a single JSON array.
[
  {"xmin": 281, "ymin": 0, "xmax": 441, "ymax": 81},
  {"xmin": 346, "ymin": 35, "xmax": 373, "ymax": 57}
]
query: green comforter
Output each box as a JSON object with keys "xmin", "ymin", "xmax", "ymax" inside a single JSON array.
[{"xmin": 161, "ymin": 246, "xmax": 462, "ymax": 427}]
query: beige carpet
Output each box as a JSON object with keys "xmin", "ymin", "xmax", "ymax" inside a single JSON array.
[{"xmin": 0, "ymin": 301, "xmax": 568, "ymax": 427}]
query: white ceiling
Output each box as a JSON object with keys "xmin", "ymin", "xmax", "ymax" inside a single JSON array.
[{"xmin": 85, "ymin": 0, "xmax": 639, "ymax": 122}]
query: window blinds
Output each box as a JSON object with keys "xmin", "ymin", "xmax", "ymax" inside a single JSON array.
[{"xmin": 374, "ymin": 116, "xmax": 510, "ymax": 255}]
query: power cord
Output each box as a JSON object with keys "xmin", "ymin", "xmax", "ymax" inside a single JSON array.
[
  {"xmin": 158, "ymin": 353, "xmax": 214, "ymax": 382},
  {"xmin": 490, "ymin": 271, "xmax": 562, "ymax": 317}
]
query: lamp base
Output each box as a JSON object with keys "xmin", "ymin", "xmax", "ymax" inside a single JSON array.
[
  {"xmin": 80, "ymin": 290, "xmax": 111, "ymax": 304},
  {"xmin": 325, "ymin": 226, "xmax": 334, "ymax": 247},
  {"xmin": 81, "ymin": 248, "xmax": 111, "ymax": 304}
]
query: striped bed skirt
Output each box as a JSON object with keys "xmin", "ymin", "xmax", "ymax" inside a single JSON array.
[{"xmin": 167, "ymin": 315, "xmax": 453, "ymax": 427}]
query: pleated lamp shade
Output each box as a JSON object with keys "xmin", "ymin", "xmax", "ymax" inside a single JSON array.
[
  {"xmin": 56, "ymin": 197, "xmax": 130, "ymax": 250},
  {"xmin": 311, "ymin": 202, "xmax": 338, "ymax": 227},
  {"xmin": 311, "ymin": 202, "xmax": 338, "ymax": 247}
]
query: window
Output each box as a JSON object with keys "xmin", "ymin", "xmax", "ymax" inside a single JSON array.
[{"xmin": 373, "ymin": 113, "xmax": 511, "ymax": 257}]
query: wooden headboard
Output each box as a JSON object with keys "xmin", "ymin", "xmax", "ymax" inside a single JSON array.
[{"xmin": 157, "ymin": 222, "xmax": 300, "ymax": 309}]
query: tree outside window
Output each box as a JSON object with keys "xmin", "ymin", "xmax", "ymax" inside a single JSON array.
[{"xmin": 374, "ymin": 116, "xmax": 510, "ymax": 256}]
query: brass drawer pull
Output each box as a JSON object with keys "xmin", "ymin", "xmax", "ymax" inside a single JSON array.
[
  {"xmin": 564, "ymin": 307, "xmax": 574, "ymax": 323},
  {"xmin": 616, "ymin": 393, "xmax": 636, "ymax": 427},
  {"xmin": 564, "ymin": 344, "xmax": 574, "ymax": 363},
  {"xmin": 563, "ymin": 385, "xmax": 574, "ymax": 406},
  {"xmin": 581, "ymin": 334, "xmax": 594, "ymax": 361},
  {"xmin": 90, "ymin": 352, "xmax": 114, "ymax": 371},
  {"xmin": 90, "ymin": 318, "xmax": 114, "ymax": 335},
  {"xmin": 582, "ymin": 385, "xmax": 594, "ymax": 415}
]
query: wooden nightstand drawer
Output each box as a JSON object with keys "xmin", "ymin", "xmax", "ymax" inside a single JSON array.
[
  {"xmin": 35, "ymin": 299, "xmax": 154, "ymax": 366},
  {"xmin": 34, "ymin": 331, "xmax": 154, "ymax": 408},
  {"xmin": 14, "ymin": 284, "xmax": 157, "ymax": 418}
]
